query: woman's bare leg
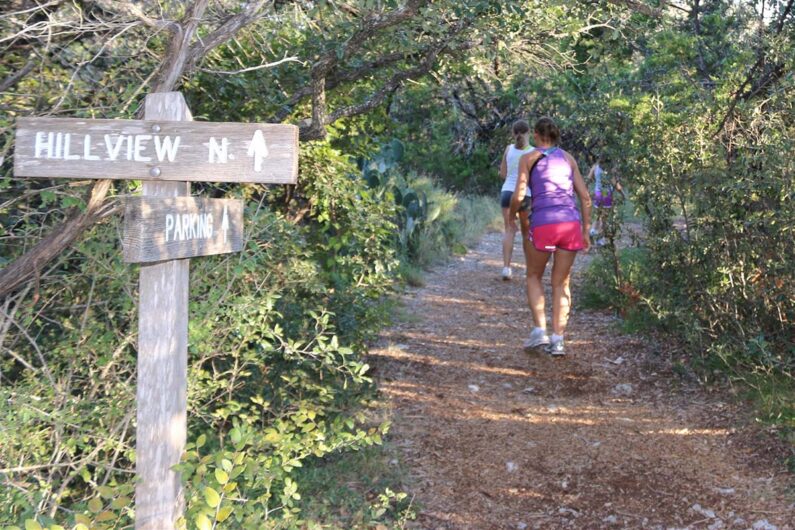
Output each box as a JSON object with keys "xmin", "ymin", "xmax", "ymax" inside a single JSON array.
[
  {"xmin": 550, "ymin": 249, "xmax": 577, "ymax": 335},
  {"xmin": 502, "ymin": 207, "xmax": 517, "ymax": 268},
  {"xmin": 525, "ymin": 243, "xmax": 551, "ymax": 329}
]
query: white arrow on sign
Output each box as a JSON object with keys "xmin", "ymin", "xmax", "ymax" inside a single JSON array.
[
  {"xmin": 221, "ymin": 204, "xmax": 229, "ymax": 243},
  {"xmin": 247, "ymin": 130, "xmax": 269, "ymax": 172}
]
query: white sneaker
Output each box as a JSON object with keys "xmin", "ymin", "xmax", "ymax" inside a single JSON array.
[
  {"xmin": 589, "ymin": 227, "xmax": 597, "ymax": 237},
  {"xmin": 523, "ymin": 328, "xmax": 550, "ymax": 353},
  {"xmin": 501, "ymin": 267, "xmax": 512, "ymax": 280},
  {"xmin": 546, "ymin": 339, "xmax": 566, "ymax": 356}
]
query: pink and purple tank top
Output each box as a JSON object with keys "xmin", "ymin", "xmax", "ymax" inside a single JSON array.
[{"xmin": 530, "ymin": 147, "xmax": 581, "ymax": 228}]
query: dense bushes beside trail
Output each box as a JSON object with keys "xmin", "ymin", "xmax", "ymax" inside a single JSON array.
[
  {"xmin": 0, "ymin": 135, "xmax": 500, "ymax": 528},
  {"xmin": 563, "ymin": 19, "xmax": 795, "ymax": 389},
  {"xmin": 358, "ymin": 139, "xmax": 501, "ymax": 278},
  {"xmin": 617, "ymin": 94, "xmax": 795, "ymax": 379},
  {"xmin": 0, "ymin": 141, "xmax": 393, "ymax": 527}
]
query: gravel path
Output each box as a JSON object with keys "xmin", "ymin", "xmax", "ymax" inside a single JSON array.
[{"xmin": 372, "ymin": 231, "xmax": 794, "ymax": 530}]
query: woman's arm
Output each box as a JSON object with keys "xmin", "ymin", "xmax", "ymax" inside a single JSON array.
[
  {"xmin": 613, "ymin": 173, "xmax": 626, "ymax": 197},
  {"xmin": 567, "ymin": 152, "xmax": 592, "ymax": 250},
  {"xmin": 499, "ymin": 146, "xmax": 509, "ymax": 180},
  {"xmin": 509, "ymin": 150, "xmax": 542, "ymax": 218}
]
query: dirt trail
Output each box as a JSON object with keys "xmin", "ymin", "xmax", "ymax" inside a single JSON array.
[{"xmin": 372, "ymin": 232, "xmax": 794, "ymax": 530}]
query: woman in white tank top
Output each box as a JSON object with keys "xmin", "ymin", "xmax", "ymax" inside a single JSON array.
[{"xmin": 498, "ymin": 120, "xmax": 533, "ymax": 280}]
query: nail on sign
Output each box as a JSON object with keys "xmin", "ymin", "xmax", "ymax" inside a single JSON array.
[
  {"xmin": 14, "ymin": 117, "xmax": 298, "ymax": 184},
  {"xmin": 122, "ymin": 197, "xmax": 244, "ymax": 263}
]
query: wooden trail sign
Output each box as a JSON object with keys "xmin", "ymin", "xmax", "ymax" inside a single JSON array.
[
  {"xmin": 123, "ymin": 197, "xmax": 244, "ymax": 263},
  {"xmin": 11, "ymin": 92, "xmax": 298, "ymax": 529},
  {"xmin": 14, "ymin": 116, "xmax": 298, "ymax": 183}
]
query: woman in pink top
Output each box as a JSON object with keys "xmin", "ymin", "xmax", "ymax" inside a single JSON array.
[{"xmin": 509, "ymin": 118, "xmax": 592, "ymax": 356}]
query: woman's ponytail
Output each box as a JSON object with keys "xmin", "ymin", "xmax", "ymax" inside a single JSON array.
[{"xmin": 512, "ymin": 119, "xmax": 530, "ymax": 149}]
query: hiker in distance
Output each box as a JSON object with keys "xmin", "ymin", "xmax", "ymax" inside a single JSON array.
[
  {"xmin": 510, "ymin": 117, "xmax": 592, "ymax": 356},
  {"xmin": 586, "ymin": 155, "xmax": 625, "ymax": 246},
  {"xmin": 498, "ymin": 119, "xmax": 534, "ymax": 280}
]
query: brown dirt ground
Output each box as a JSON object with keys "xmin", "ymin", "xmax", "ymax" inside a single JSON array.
[{"xmin": 371, "ymin": 231, "xmax": 794, "ymax": 530}]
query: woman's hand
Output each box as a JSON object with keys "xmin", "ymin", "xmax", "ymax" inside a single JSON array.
[
  {"xmin": 510, "ymin": 150, "xmax": 541, "ymax": 217},
  {"xmin": 509, "ymin": 215, "xmax": 519, "ymax": 232},
  {"xmin": 581, "ymin": 226, "xmax": 591, "ymax": 252}
]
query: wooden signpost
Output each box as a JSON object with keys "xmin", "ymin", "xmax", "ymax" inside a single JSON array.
[{"xmin": 13, "ymin": 92, "xmax": 298, "ymax": 530}]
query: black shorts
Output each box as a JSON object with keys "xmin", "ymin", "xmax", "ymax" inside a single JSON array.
[{"xmin": 500, "ymin": 191, "xmax": 531, "ymax": 211}]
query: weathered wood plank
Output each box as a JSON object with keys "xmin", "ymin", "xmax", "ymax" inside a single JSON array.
[
  {"xmin": 123, "ymin": 196, "xmax": 244, "ymax": 263},
  {"xmin": 135, "ymin": 92, "xmax": 191, "ymax": 530},
  {"xmin": 14, "ymin": 116, "xmax": 298, "ymax": 183}
]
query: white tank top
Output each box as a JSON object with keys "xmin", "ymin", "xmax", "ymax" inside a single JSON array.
[{"xmin": 501, "ymin": 144, "xmax": 535, "ymax": 193}]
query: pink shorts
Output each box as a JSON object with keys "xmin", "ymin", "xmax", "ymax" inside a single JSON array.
[{"xmin": 529, "ymin": 221, "xmax": 585, "ymax": 252}]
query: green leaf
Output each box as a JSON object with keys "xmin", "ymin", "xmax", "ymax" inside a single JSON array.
[
  {"xmin": 216, "ymin": 505, "xmax": 234, "ymax": 522},
  {"xmin": 24, "ymin": 521, "xmax": 42, "ymax": 530},
  {"xmin": 214, "ymin": 468, "xmax": 229, "ymax": 485},
  {"xmin": 263, "ymin": 429, "xmax": 281, "ymax": 443},
  {"xmin": 97, "ymin": 485, "xmax": 115, "ymax": 499},
  {"xmin": 196, "ymin": 434, "xmax": 207, "ymax": 448},
  {"xmin": 195, "ymin": 514, "xmax": 212, "ymax": 530},
  {"xmin": 111, "ymin": 496, "xmax": 131, "ymax": 509},
  {"xmin": 229, "ymin": 428, "xmax": 242, "ymax": 444},
  {"xmin": 204, "ymin": 486, "xmax": 221, "ymax": 508},
  {"xmin": 87, "ymin": 497, "xmax": 103, "ymax": 513},
  {"xmin": 40, "ymin": 190, "xmax": 56, "ymax": 205}
]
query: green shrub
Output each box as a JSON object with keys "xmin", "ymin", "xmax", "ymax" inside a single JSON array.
[
  {"xmin": 0, "ymin": 141, "xmax": 401, "ymax": 528},
  {"xmin": 356, "ymin": 140, "xmax": 502, "ymax": 274},
  {"xmin": 580, "ymin": 247, "xmax": 661, "ymax": 334}
]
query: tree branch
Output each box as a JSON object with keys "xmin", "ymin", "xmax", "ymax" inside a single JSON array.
[
  {"xmin": 712, "ymin": 0, "xmax": 794, "ymax": 138},
  {"xmin": 776, "ymin": 0, "xmax": 795, "ymax": 34},
  {"xmin": 183, "ymin": 0, "xmax": 273, "ymax": 76},
  {"xmin": 0, "ymin": 57, "xmax": 37, "ymax": 92},
  {"xmin": 199, "ymin": 55, "xmax": 302, "ymax": 75},
  {"xmin": 299, "ymin": 38, "xmax": 468, "ymax": 140},
  {"xmin": 0, "ymin": 180, "xmax": 113, "ymax": 298},
  {"xmin": 306, "ymin": 70, "xmax": 328, "ymax": 140},
  {"xmin": 605, "ymin": 0, "xmax": 663, "ymax": 18},
  {"xmin": 313, "ymin": 0, "xmax": 429, "ymax": 79},
  {"xmin": 274, "ymin": 48, "xmax": 434, "ymax": 122}
]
